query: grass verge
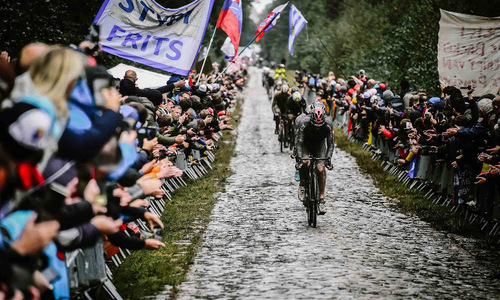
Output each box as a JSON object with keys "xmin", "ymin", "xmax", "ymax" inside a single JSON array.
[
  {"xmin": 334, "ymin": 127, "xmax": 487, "ymax": 237},
  {"xmin": 113, "ymin": 105, "xmax": 242, "ymax": 300}
]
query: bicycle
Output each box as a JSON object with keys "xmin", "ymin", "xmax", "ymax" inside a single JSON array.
[
  {"xmin": 278, "ymin": 114, "xmax": 292, "ymax": 152},
  {"xmin": 297, "ymin": 157, "xmax": 328, "ymax": 227},
  {"xmin": 287, "ymin": 117, "xmax": 296, "ymax": 150}
]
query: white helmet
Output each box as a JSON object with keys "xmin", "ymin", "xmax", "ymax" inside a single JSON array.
[
  {"xmin": 279, "ymin": 64, "xmax": 285, "ymax": 68},
  {"xmin": 292, "ymin": 92, "xmax": 301, "ymax": 102},
  {"xmin": 306, "ymin": 101, "xmax": 325, "ymax": 114},
  {"xmin": 281, "ymin": 84, "xmax": 289, "ymax": 93}
]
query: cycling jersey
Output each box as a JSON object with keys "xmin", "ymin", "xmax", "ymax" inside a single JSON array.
[
  {"xmin": 296, "ymin": 116, "xmax": 334, "ymax": 161},
  {"xmin": 272, "ymin": 92, "xmax": 290, "ymax": 115},
  {"xmin": 287, "ymin": 98, "xmax": 306, "ymax": 117},
  {"xmin": 274, "ymin": 68, "xmax": 287, "ymax": 81}
]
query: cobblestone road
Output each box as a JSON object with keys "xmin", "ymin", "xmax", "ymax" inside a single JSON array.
[{"xmin": 175, "ymin": 68, "xmax": 500, "ymax": 299}]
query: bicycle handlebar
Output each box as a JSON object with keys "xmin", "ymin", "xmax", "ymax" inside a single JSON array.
[{"xmin": 300, "ymin": 157, "xmax": 329, "ymax": 161}]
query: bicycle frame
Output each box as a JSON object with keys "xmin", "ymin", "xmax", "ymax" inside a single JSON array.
[{"xmin": 301, "ymin": 157, "xmax": 328, "ymax": 227}]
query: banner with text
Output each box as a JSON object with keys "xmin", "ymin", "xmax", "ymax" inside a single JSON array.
[
  {"xmin": 94, "ymin": 0, "xmax": 214, "ymax": 75},
  {"xmin": 438, "ymin": 9, "xmax": 500, "ymax": 96}
]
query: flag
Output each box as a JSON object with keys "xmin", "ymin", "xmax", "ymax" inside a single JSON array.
[
  {"xmin": 255, "ymin": 2, "xmax": 289, "ymax": 42},
  {"xmin": 216, "ymin": 0, "xmax": 243, "ymax": 61},
  {"xmin": 221, "ymin": 37, "xmax": 236, "ymax": 61},
  {"xmin": 94, "ymin": 0, "xmax": 215, "ymax": 76},
  {"xmin": 408, "ymin": 157, "xmax": 417, "ymax": 179},
  {"xmin": 288, "ymin": 4, "xmax": 307, "ymax": 55}
]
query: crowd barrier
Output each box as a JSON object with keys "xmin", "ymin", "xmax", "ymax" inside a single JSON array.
[
  {"xmin": 66, "ymin": 137, "xmax": 220, "ymax": 299},
  {"xmin": 332, "ymin": 106, "xmax": 500, "ymax": 237}
]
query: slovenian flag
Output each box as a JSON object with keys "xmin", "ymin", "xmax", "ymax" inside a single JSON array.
[
  {"xmin": 255, "ymin": 2, "xmax": 289, "ymax": 42},
  {"xmin": 216, "ymin": 0, "xmax": 243, "ymax": 61}
]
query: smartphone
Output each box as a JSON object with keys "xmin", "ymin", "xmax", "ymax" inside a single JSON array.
[
  {"xmin": 153, "ymin": 228, "xmax": 163, "ymax": 241},
  {"xmin": 92, "ymin": 78, "xmax": 113, "ymax": 108},
  {"xmin": 42, "ymin": 266, "xmax": 61, "ymax": 283}
]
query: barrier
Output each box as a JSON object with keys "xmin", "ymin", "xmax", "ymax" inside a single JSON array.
[
  {"xmin": 67, "ymin": 147, "xmax": 218, "ymax": 299},
  {"xmin": 333, "ymin": 104, "xmax": 500, "ymax": 236}
]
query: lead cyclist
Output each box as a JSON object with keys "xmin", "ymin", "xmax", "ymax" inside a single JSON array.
[{"xmin": 295, "ymin": 107, "xmax": 334, "ymax": 213}]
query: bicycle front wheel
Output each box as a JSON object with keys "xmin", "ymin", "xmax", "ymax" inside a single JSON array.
[
  {"xmin": 310, "ymin": 167, "xmax": 319, "ymax": 228},
  {"xmin": 279, "ymin": 125, "xmax": 284, "ymax": 152}
]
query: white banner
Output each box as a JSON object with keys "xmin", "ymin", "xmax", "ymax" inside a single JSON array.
[
  {"xmin": 94, "ymin": 0, "xmax": 215, "ymax": 76},
  {"xmin": 438, "ymin": 9, "xmax": 500, "ymax": 96}
]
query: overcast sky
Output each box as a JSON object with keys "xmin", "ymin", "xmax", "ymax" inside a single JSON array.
[{"xmin": 250, "ymin": 0, "xmax": 273, "ymax": 23}]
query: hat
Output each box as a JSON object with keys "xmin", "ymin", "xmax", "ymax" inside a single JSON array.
[
  {"xmin": 120, "ymin": 105, "xmax": 141, "ymax": 129},
  {"xmin": 198, "ymin": 84, "xmax": 207, "ymax": 93},
  {"xmin": 428, "ymin": 97, "xmax": 441, "ymax": 105},
  {"xmin": 166, "ymin": 74, "xmax": 184, "ymax": 85},
  {"xmin": 188, "ymin": 108, "xmax": 197, "ymax": 120},
  {"xmin": 120, "ymin": 105, "xmax": 139, "ymax": 122},
  {"xmin": 477, "ymin": 98, "xmax": 493, "ymax": 114},
  {"xmin": 138, "ymin": 88, "xmax": 162, "ymax": 106},
  {"xmin": 43, "ymin": 157, "xmax": 77, "ymax": 186},
  {"xmin": 0, "ymin": 95, "xmax": 56, "ymax": 161},
  {"xmin": 382, "ymin": 90, "xmax": 394, "ymax": 101},
  {"xmin": 0, "ymin": 60, "xmax": 15, "ymax": 101}
]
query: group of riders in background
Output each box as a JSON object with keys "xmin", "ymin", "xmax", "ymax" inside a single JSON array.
[{"xmin": 261, "ymin": 61, "xmax": 335, "ymax": 222}]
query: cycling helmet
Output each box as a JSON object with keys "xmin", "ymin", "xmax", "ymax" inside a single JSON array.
[
  {"xmin": 281, "ymin": 84, "xmax": 289, "ymax": 93},
  {"xmin": 310, "ymin": 107, "xmax": 326, "ymax": 127},
  {"xmin": 291, "ymin": 86, "xmax": 299, "ymax": 93},
  {"xmin": 279, "ymin": 64, "xmax": 285, "ymax": 68},
  {"xmin": 292, "ymin": 92, "xmax": 301, "ymax": 102}
]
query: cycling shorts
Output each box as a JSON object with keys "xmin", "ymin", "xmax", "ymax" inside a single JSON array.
[{"xmin": 300, "ymin": 141, "xmax": 327, "ymax": 165}]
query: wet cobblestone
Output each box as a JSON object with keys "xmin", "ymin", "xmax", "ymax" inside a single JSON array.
[{"xmin": 175, "ymin": 68, "xmax": 500, "ymax": 299}]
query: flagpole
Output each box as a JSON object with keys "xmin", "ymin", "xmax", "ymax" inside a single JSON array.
[
  {"xmin": 196, "ymin": 27, "xmax": 217, "ymax": 86},
  {"xmin": 213, "ymin": 20, "xmax": 272, "ymax": 82},
  {"xmin": 310, "ymin": 27, "xmax": 346, "ymax": 79}
]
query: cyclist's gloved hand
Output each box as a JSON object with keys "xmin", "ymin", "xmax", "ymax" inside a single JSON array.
[
  {"xmin": 326, "ymin": 159, "xmax": 333, "ymax": 170},
  {"xmin": 295, "ymin": 157, "xmax": 303, "ymax": 170}
]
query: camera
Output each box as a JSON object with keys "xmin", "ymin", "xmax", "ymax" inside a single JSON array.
[
  {"xmin": 137, "ymin": 127, "xmax": 157, "ymax": 147},
  {"xmin": 84, "ymin": 24, "xmax": 101, "ymax": 56},
  {"xmin": 158, "ymin": 149, "xmax": 167, "ymax": 160}
]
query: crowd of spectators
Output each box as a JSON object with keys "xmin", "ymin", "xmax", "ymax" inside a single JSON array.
[
  {"xmin": 293, "ymin": 69, "xmax": 500, "ymax": 220},
  {"xmin": 0, "ymin": 41, "xmax": 245, "ymax": 299}
]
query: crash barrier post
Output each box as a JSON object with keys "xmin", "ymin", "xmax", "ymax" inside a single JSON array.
[
  {"xmin": 66, "ymin": 147, "xmax": 218, "ymax": 299},
  {"xmin": 333, "ymin": 107, "xmax": 500, "ymax": 237}
]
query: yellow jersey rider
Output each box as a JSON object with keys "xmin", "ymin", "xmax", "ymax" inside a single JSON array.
[{"xmin": 274, "ymin": 64, "xmax": 287, "ymax": 82}]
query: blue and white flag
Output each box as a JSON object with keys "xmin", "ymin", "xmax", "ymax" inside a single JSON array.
[
  {"xmin": 94, "ymin": 0, "xmax": 215, "ymax": 76},
  {"xmin": 288, "ymin": 5, "xmax": 307, "ymax": 56},
  {"xmin": 408, "ymin": 157, "xmax": 417, "ymax": 179}
]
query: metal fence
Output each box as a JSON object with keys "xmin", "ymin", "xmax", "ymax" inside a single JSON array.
[
  {"xmin": 333, "ymin": 106, "xmax": 500, "ymax": 237},
  {"xmin": 66, "ymin": 140, "xmax": 219, "ymax": 299}
]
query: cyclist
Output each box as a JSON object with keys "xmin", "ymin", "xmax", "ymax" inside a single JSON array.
[
  {"xmin": 287, "ymin": 92, "xmax": 307, "ymax": 119},
  {"xmin": 296, "ymin": 107, "xmax": 334, "ymax": 213},
  {"xmin": 262, "ymin": 67, "xmax": 270, "ymax": 87},
  {"xmin": 274, "ymin": 64, "xmax": 287, "ymax": 82},
  {"xmin": 272, "ymin": 84, "xmax": 291, "ymax": 135}
]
